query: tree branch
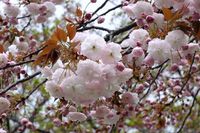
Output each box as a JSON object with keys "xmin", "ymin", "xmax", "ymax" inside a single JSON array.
[
  {"xmin": 176, "ymin": 88, "xmax": 200, "ymax": 133},
  {"xmin": 0, "ymin": 72, "xmax": 41, "ymax": 96}
]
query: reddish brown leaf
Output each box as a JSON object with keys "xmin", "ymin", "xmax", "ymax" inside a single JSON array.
[
  {"xmin": 0, "ymin": 45, "xmax": 4, "ymax": 53},
  {"xmin": 34, "ymin": 41, "xmax": 60, "ymax": 66},
  {"xmin": 76, "ymin": 7, "xmax": 83, "ymax": 18},
  {"xmin": 162, "ymin": 8, "xmax": 173, "ymax": 21},
  {"xmin": 176, "ymin": 21, "xmax": 191, "ymax": 34},
  {"xmin": 38, "ymin": 44, "xmax": 59, "ymax": 57},
  {"xmin": 66, "ymin": 24, "xmax": 76, "ymax": 40},
  {"xmin": 196, "ymin": 29, "xmax": 200, "ymax": 40},
  {"xmin": 52, "ymin": 27, "xmax": 68, "ymax": 42}
]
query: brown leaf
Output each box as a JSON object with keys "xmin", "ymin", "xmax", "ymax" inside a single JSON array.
[
  {"xmin": 76, "ymin": 7, "xmax": 83, "ymax": 18},
  {"xmin": 196, "ymin": 29, "xmax": 200, "ymax": 40},
  {"xmin": 162, "ymin": 8, "xmax": 173, "ymax": 21},
  {"xmin": 66, "ymin": 24, "xmax": 76, "ymax": 40},
  {"xmin": 162, "ymin": 7, "xmax": 183, "ymax": 22},
  {"xmin": 176, "ymin": 21, "xmax": 191, "ymax": 34},
  {"xmin": 34, "ymin": 44, "xmax": 60, "ymax": 66},
  {"xmin": 43, "ymin": 39, "xmax": 57, "ymax": 46},
  {"xmin": 38, "ymin": 44, "xmax": 59, "ymax": 57},
  {"xmin": 0, "ymin": 45, "xmax": 4, "ymax": 53},
  {"xmin": 156, "ymin": 118, "xmax": 166, "ymax": 129},
  {"xmin": 52, "ymin": 27, "xmax": 68, "ymax": 42}
]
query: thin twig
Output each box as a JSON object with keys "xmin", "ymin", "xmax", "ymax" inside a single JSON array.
[
  {"xmin": 78, "ymin": 26, "xmax": 111, "ymax": 33},
  {"xmin": 92, "ymin": 0, "xmax": 110, "ymax": 16},
  {"xmin": 15, "ymin": 79, "xmax": 47, "ymax": 107},
  {"xmin": 0, "ymin": 60, "xmax": 34, "ymax": 70},
  {"xmin": 0, "ymin": 72, "xmax": 41, "ymax": 95},
  {"xmin": 176, "ymin": 88, "xmax": 200, "ymax": 133}
]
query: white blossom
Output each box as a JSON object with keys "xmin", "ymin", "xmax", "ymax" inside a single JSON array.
[
  {"xmin": 154, "ymin": 0, "xmax": 174, "ymax": 9},
  {"xmin": 80, "ymin": 34, "xmax": 106, "ymax": 61},
  {"xmin": 4, "ymin": 4, "xmax": 20, "ymax": 17},
  {"xmin": 165, "ymin": 30, "xmax": 189, "ymax": 50},
  {"xmin": 152, "ymin": 13, "xmax": 165, "ymax": 28},
  {"xmin": 129, "ymin": 29, "xmax": 150, "ymax": 49},
  {"xmin": 67, "ymin": 112, "xmax": 87, "ymax": 122},
  {"xmin": 147, "ymin": 38, "xmax": 171, "ymax": 63},
  {"xmin": 0, "ymin": 53, "xmax": 8, "ymax": 68},
  {"xmin": 101, "ymin": 43, "xmax": 122, "ymax": 64},
  {"xmin": 26, "ymin": 3, "xmax": 40, "ymax": 15},
  {"xmin": 132, "ymin": 1, "xmax": 153, "ymax": 19},
  {"xmin": 45, "ymin": 80, "xmax": 64, "ymax": 98},
  {"xmin": 0, "ymin": 97, "xmax": 10, "ymax": 114}
]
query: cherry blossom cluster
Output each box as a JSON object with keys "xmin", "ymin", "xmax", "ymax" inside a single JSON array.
[
  {"xmin": 2, "ymin": 0, "xmax": 64, "ymax": 24},
  {"xmin": 123, "ymin": 0, "xmax": 200, "ymax": 20},
  {"xmin": 0, "ymin": 0, "xmax": 200, "ymax": 132},
  {"xmin": 41, "ymin": 34, "xmax": 136, "ymax": 123}
]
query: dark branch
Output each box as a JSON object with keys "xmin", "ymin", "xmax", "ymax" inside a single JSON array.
[
  {"xmin": 77, "ymin": 26, "xmax": 111, "ymax": 33},
  {"xmin": 92, "ymin": 0, "xmax": 110, "ymax": 16},
  {"xmin": 0, "ymin": 72, "xmax": 41, "ymax": 96},
  {"xmin": 0, "ymin": 60, "xmax": 34, "ymax": 70},
  {"xmin": 176, "ymin": 88, "xmax": 200, "ymax": 133}
]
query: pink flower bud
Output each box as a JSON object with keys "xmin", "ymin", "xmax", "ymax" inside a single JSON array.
[
  {"xmin": 116, "ymin": 62, "xmax": 125, "ymax": 72},
  {"xmin": 91, "ymin": 0, "xmax": 97, "ymax": 3},
  {"xmin": 25, "ymin": 121, "xmax": 33, "ymax": 129},
  {"xmin": 85, "ymin": 13, "xmax": 92, "ymax": 20},
  {"xmin": 97, "ymin": 16, "xmax": 105, "ymax": 24},
  {"xmin": 173, "ymin": 85, "xmax": 181, "ymax": 94},
  {"xmin": 170, "ymin": 64, "xmax": 179, "ymax": 72},
  {"xmin": 53, "ymin": 118, "xmax": 62, "ymax": 127},
  {"xmin": 144, "ymin": 55, "xmax": 154, "ymax": 67},
  {"xmin": 146, "ymin": 15, "xmax": 154, "ymax": 23},
  {"xmin": 20, "ymin": 118, "xmax": 29, "ymax": 125},
  {"xmin": 95, "ymin": 106, "xmax": 110, "ymax": 118},
  {"xmin": 132, "ymin": 46, "xmax": 144, "ymax": 57}
]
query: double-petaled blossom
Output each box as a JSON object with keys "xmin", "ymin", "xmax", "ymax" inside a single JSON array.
[
  {"xmin": 121, "ymin": 92, "xmax": 139, "ymax": 105},
  {"xmin": 147, "ymin": 38, "xmax": 171, "ymax": 63},
  {"xmin": 151, "ymin": 13, "xmax": 165, "ymax": 28},
  {"xmin": 80, "ymin": 34, "xmax": 106, "ymax": 61},
  {"xmin": 132, "ymin": 1, "xmax": 154, "ymax": 19},
  {"xmin": 45, "ymin": 80, "xmax": 64, "ymax": 99},
  {"xmin": 67, "ymin": 112, "xmax": 87, "ymax": 122},
  {"xmin": 0, "ymin": 97, "xmax": 10, "ymax": 114},
  {"xmin": 101, "ymin": 42, "xmax": 122, "ymax": 64},
  {"xmin": 26, "ymin": 3, "xmax": 40, "ymax": 15},
  {"xmin": 3, "ymin": 4, "xmax": 20, "ymax": 18},
  {"xmin": 165, "ymin": 30, "xmax": 189, "ymax": 50},
  {"xmin": 123, "ymin": 1, "xmax": 153, "ymax": 19},
  {"xmin": 0, "ymin": 53, "xmax": 8, "ymax": 68},
  {"xmin": 154, "ymin": 0, "xmax": 174, "ymax": 9},
  {"xmin": 129, "ymin": 29, "xmax": 150, "ymax": 49}
]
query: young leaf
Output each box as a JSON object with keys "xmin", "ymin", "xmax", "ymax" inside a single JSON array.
[
  {"xmin": 66, "ymin": 24, "xmax": 76, "ymax": 40},
  {"xmin": 162, "ymin": 8, "xmax": 173, "ymax": 21},
  {"xmin": 52, "ymin": 27, "xmax": 68, "ymax": 42},
  {"xmin": 76, "ymin": 7, "xmax": 83, "ymax": 18},
  {"xmin": 0, "ymin": 45, "xmax": 4, "ymax": 53}
]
